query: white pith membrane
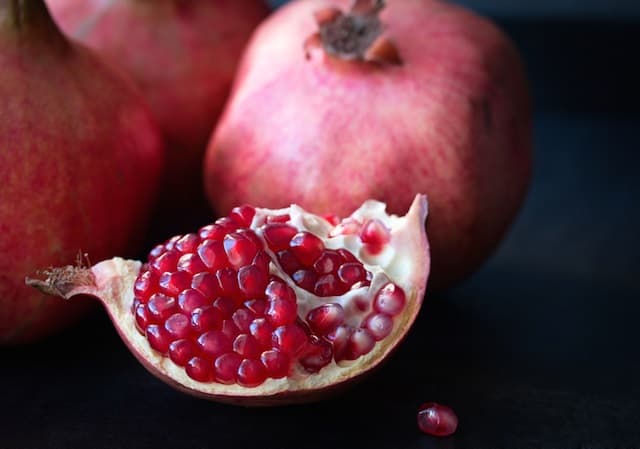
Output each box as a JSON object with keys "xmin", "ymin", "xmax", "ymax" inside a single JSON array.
[{"xmin": 41, "ymin": 195, "xmax": 429, "ymax": 404}]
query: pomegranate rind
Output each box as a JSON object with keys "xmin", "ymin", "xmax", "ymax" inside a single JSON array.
[{"xmin": 29, "ymin": 195, "xmax": 429, "ymax": 405}]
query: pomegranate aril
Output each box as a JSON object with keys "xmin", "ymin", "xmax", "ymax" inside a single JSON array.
[
  {"xmin": 417, "ymin": 402, "xmax": 458, "ymax": 437},
  {"xmin": 307, "ymin": 303, "xmax": 345, "ymax": 336},
  {"xmin": 159, "ymin": 271, "xmax": 191, "ymax": 296},
  {"xmin": 237, "ymin": 264, "xmax": 268, "ymax": 298},
  {"xmin": 175, "ymin": 233, "xmax": 200, "ymax": 253},
  {"xmin": 345, "ymin": 328, "xmax": 375, "ymax": 360},
  {"xmin": 244, "ymin": 299, "xmax": 266, "ymax": 316},
  {"xmin": 197, "ymin": 331, "xmax": 232, "ymax": 359},
  {"xmin": 314, "ymin": 274, "xmax": 347, "ymax": 297},
  {"xmin": 198, "ymin": 224, "xmax": 226, "ymax": 240},
  {"xmin": 359, "ymin": 218, "xmax": 391, "ymax": 245},
  {"xmin": 152, "ymin": 250, "xmax": 179, "ymax": 273},
  {"xmin": 164, "ymin": 235, "xmax": 181, "ymax": 252},
  {"xmin": 221, "ymin": 319, "xmax": 240, "ymax": 340},
  {"xmin": 266, "ymin": 297, "xmax": 297, "ymax": 327},
  {"xmin": 277, "ymin": 250, "xmax": 301, "ymax": 273},
  {"xmin": 149, "ymin": 244, "xmax": 165, "ymax": 260},
  {"xmin": 292, "ymin": 269, "xmax": 317, "ymax": 291},
  {"xmin": 233, "ymin": 334, "xmax": 262, "ymax": 359},
  {"xmin": 165, "ymin": 313, "xmax": 191, "ymax": 339},
  {"xmin": 191, "ymin": 272, "xmax": 220, "ymax": 299},
  {"xmin": 146, "ymin": 324, "xmax": 171, "ymax": 354},
  {"xmin": 364, "ymin": 313, "xmax": 393, "ymax": 340},
  {"xmin": 217, "ymin": 268, "xmax": 241, "ymax": 299},
  {"xmin": 290, "ymin": 232, "xmax": 324, "ymax": 266},
  {"xmin": 250, "ymin": 318, "xmax": 273, "ymax": 347},
  {"xmin": 266, "ymin": 214, "xmax": 290, "ymax": 223},
  {"xmin": 232, "ymin": 308, "xmax": 255, "ymax": 332},
  {"xmin": 178, "ymin": 289, "xmax": 208, "ymax": 314},
  {"xmin": 197, "ymin": 239, "xmax": 228, "ymax": 271},
  {"xmin": 263, "ymin": 223, "xmax": 298, "ymax": 251},
  {"xmin": 223, "ymin": 232, "xmax": 259, "ymax": 268},
  {"xmin": 337, "ymin": 263, "xmax": 366, "ymax": 284},
  {"xmin": 215, "ymin": 216, "xmax": 240, "ymax": 231},
  {"xmin": 337, "ymin": 248, "xmax": 359, "ymax": 264},
  {"xmin": 328, "ymin": 325, "xmax": 354, "ymax": 362},
  {"xmin": 261, "ymin": 350, "xmax": 290, "ymax": 378},
  {"xmin": 133, "ymin": 269, "xmax": 158, "ymax": 301},
  {"xmin": 213, "ymin": 296, "xmax": 236, "ymax": 318},
  {"xmin": 272, "ymin": 324, "xmax": 308, "ymax": 355},
  {"xmin": 374, "ymin": 283, "xmax": 406, "ymax": 316},
  {"xmin": 252, "ymin": 250, "xmax": 271, "ymax": 274},
  {"xmin": 147, "ymin": 293, "xmax": 177, "ymax": 322},
  {"xmin": 299, "ymin": 337, "xmax": 333, "ymax": 373},
  {"xmin": 168, "ymin": 339, "xmax": 196, "ymax": 366},
  {"xmin": 214, "ymin": 353, "xmax": 242, "ymax": 384},
  {"xmin": 330, "ymin": 218, "xmax": 362, "ymax": 237},
  {"xmin": 177, "ymin": 253, "xmax": 207, "ymax": 275},
  {"xmin": 186, "ymin": 357, "xmax": 214, "ymax": 382},
  {"xmin": 265, "ymin": 278, "xmax": 296, "ymax": 303},
  {"xmin": 237, "ymin": 358, "xmax": 267, "ymax": 387},
  {"xmin": 190, "ymin": 306, "xmax": 222, "ymax": 334},
  {"xmin": 230, "ymin": 205, "xmax": 256, "ymax": 226},
  {"xmin": 135, "ymin": 303, "xmax": 150, "ymax": 332},
  {"xmin": 322, "ymin": 213, "xmax": 340, "ymax": 226},
  {"xmin": 313, "ymin": 250, "xmax": 342, "ymax": 275}
]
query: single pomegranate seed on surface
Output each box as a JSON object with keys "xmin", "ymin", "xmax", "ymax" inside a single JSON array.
[
  {"xmin": 307, "ymin": 303, "xmax": 345, "ymax": 336},
  {"xmin": 186, "ymin": 357, "xmax": 214, "ymax": 382},
  {"xmin": 237, "ymin": 359, "xmax": 268, "ymax": 387},
  {"xmin": 176, "ymin": 253, "xmax": 207, "ymax": 275},
  {"xmin": 165, "ymin": 313, "xmax": 191, "ymax": 339},
  {"xmin": 277, "ymin": 250, "xmax": 301, "ymax": 273},
  {"xmin": 175, "ymin": 233, "xmax": 200, "ymax": 253},
  {"xmin": 261, "ymin": 350, "xmax": 290, "ymax": 378},
  {"xmin": 250, "ymin": 318, "xmax": 273, "ymax": 346},
  {"xmin": 214, "ymin": 353, "xmax": 242, "ymax": 384},
  {"xmin": 364, "ymin": 313, "xmax": 394, "ymax": 340},
  {"xmin": 191, "ymin": 272, "xmax": 220, "ymax": 299},
  {"xmin": 233, "ymin": 334, "xmax": 262, "ymax": 359},
  {"xmin": 152, "ymin": 250, "xmax": 180, "ymax": 273},
  {"xmin": 230, "ymin": 205, "xmax": 256, "ymax": 226},
  {"xmin": 197, "ymin": 239, "xmax": 229, "ymax": 271},
  {"xmin": 263, "ymin": 223, "xmax": 298, "ymax": 251},
  {"xmin": 178, "ymin": 289, "xmax": 208, "ymax": 314},
  {"xmin": 223, "ymin": 232, "xmax": 259, "ymax": 268},
  {"xmin": 134, "ymin": 269, "xmax": 158, "ymax": 301},
  {"xmin": 197, "ymin": 331, "xmax": 232, "ymax": 359},
  {"xmin": 147, "ymin": 293, "xmax": 177, "ymax": 322},
  {"xmin": 232, "ymin": 308, "xmax": 255, "ymax": 332},
  {"xmin": 272, "ymin": 324, "xmax": 308, "ymax": 355},
  {"xmin": 266, "ymin": 297, "xmax": 297, "ymax": 327},
  {"xmin": 213, "ymin": 296, "xmax": 236, "ymax": 318},
  {"xmin": 289, "ymin": 232, "xmax": 324, "ymax": 266},
  {"xmin": 299, "ymin": 337, "xmax": 333, "ymax": 373},
  {"xmin": 417, "ymin": 402, "xmax": 458, "ymax": 437},
  {"xmin": 237, "ymin": 264, "xmax": 268, "ymax": 298},
  {"xmin": 159, "ymin": 271, "xmax": 191, "ymax": 296},
  {"xmin": 337, "ymin": 263, "xmax": 366, "ymax": 284},
  {"xmin": 313, "ymin": 250, "xmax": 342, "ymax": 275},
  {"xmin": 190, "ymin": 306, "xmax": 223, "ymax": 333},
  {"xmin": 374, "ymin": 283, "xmax": 406, "ymax": 316},
  {"xmin": 292, "ymin": 269, "xmax": 317, "ymax": 291},
  {"xmin": 146, "ymin": 324, "xmax": 171, "ymax": 354},
  {"xmin": 168, "ymin": 339, "xmax": 196, "ymax": 366}
]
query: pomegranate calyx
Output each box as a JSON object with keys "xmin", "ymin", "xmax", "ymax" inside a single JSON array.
[{"xmin": 25, "ymin": 254, "xmax": 96, "ymax": 299}]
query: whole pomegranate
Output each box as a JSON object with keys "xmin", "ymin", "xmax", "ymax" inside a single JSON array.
[
  {"xmin": 47, "ymin": 0, "xmax": 270, "ymax": 206},
  {"xmin": 0, "ymin": 0, "xmax": 163, "ymax": 344},
  {"xmin": 204, "ymin": 0, "xmax": 532, "ymax": 289}
]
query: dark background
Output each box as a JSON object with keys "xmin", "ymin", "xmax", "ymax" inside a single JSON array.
[{"xmin": 3, "ymin": 1, "xmax": 640, "ymax": 448}]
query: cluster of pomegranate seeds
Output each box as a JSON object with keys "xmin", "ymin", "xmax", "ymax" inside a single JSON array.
[
  {"xmin": 417, "ymin": 402, "xmax": 458, "ymax": 437},
  {"xmin": 131, "ymin": 205, "xmax": 407, "ymax": 386}
]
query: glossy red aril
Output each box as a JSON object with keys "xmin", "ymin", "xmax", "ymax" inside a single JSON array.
[
  {"xmin": 27, "ymin": 196, "xmax": 429, "ymax": 405},
  {"xmin": 417, "ymin": 402, "xmax": 458, "ymax": 437}
]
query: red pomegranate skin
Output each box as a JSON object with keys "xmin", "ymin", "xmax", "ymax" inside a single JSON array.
[
  {"xmin": 47, "ymin": 0, "xmax": 270, "ymax": 203},
  {"xmin": 0, "ymin": 2, "xmax": 163, "ymax": 344},
  {"xmin": 204, "ymin": 0, "xmax": 532, "ymax": 289}
]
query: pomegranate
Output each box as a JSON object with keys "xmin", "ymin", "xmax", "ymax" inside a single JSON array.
[
  {"xmin": 0, "ymin": 0, "xmax": 163, "ymax": 344},
  {"xmin": 204, "ymin": 0, "xmax": 532, "ymax": 289},
  {"xmin": 417, "ymin": 402, "xmax": 458, "ymax": 436},
  {"xmin": 27, "ymin": 195, "xmax": 429, "ymax": 404},
  {"xmin": 46, "ymin": 0, "xmax": 269, "ymax": 206}
]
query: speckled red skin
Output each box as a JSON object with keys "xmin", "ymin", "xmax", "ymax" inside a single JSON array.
[
  {"xmin": 47, "ymin": 0, "xmax": 270, "ymax": 204},
  {"xmin": 0, "ymin": 2, "xmax": 163, "ymax": 344},
  {"xmin": 204, "ymin": 0, "xmax": 532, "ymax": 290}
]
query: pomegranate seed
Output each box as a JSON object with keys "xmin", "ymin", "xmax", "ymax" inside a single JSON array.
[
  {"xmin": 239, "ymin": 229, "xmax": 264, "ymax": 250},
  {"xmin": 417, "ymin": 402, "xmax": 458, "ymax": 437},
  {"xmin": 359, "ymin": 218, "xmax": 391, "ymax": 245},
  {"xmin": 175, "ymin": 233, "xmax": 200, "ymax": 253},
  {"xmin": 374, "ymin": 283, "xmax": 406, "ymax": 316},
  {"xmin": 330, "ymin": 218, "xmax": 362, "ymax": 237},
  {"xmin": 213, "ymin": 296, "xmax": 236, "ymax": 318},
  {"xmin": 266, "ymin": 296, "xmax": 298, "ymax": 328},
  {"xmin": 314, "ymin": 274, "xmax": 347, "ymax": 297},
  {"xmin": 178, "ymin": 289, "xmax": 208, "ymax": 314},
  {"xmin": 146, "ymin": 324, "xmax": 171, "ymax": 354},
  {"xmin": 244, "ymin": 299, "xmax": 267, "ymax": 316},
  {"xmin": 221, "ymin": 319, "xmax": 240, "ymax": 340},
  {"xmin": 164, "ymin": 235, "xmax": 181, "ymax": 252},
  {"xmin": 237, "ymin": 359, "xmax": 267, "ymax": 387},
  {"xmin": 186, "ymin": 357, "xmax": 213, "ymax": 382},
  {"xmin": 177, "ymin": 253, "xmax": 207, "ymax": 275},
  {"xmin": 299, "ymin": 337, "xmax": 333, "ymax": 373},
  {"xmin": 191, "ymin": 272, "xmax": 220, "ymax": 299},
  {"xmin": 190, "ymin": 306, "xmax": 222, "ymax": 333},
  {"xmin": 249, "ymin": 318, "xmax": 273, "ymax": 346},
  {"xmin": 292, "ymin": 269, "xmax": 317, "ymax": 291},
  {"xmin": 266, "ymin": 214, "xmax": 290, "ymax": 223},
  {"xmin": 197, "ymin": 239, "xmax": 229, "ymax": 271},
  {"xmin": 223, "ymin": 232, "xmax": 259, "ymax": 268},
  {"xmin": 364, "ymin": 313, "xmax": 393, "ymax": 340},
  {"xmin": 197, "ymin": 331, "xmax": 231, "ymax": 359},
  {"xmin": 306, "ymin": 303, "xmax": 345, "ymax": 336},
  {"xmin": 216, "ymin": 268, "xmax": 240, "ymax": 299},
  {"xmin": 261, "ymin": 350, "xmax": 290, "ymax": 378},
  {"xmin": 168, "ymin": 339, "xmax": 196, "ymax": 366},
  {"xmin": 345, "ymin": 328, "xmax": 375, "ymax": 360},
  {"xmin": 313, "ymin": 250, "xmax": 342, "ymax": 275},
  {"xmin": 237, "ymin": 264, "xmax": 268, "ymax": 298},
  {"xmin": 277, "ymin": 250, "xmax": 301, "ymax": 273},
  {"xmin": 215, "ymin": 216, "xmax": 240, "ymax": 231},
  {"xmin": 214, "ymin": 353, "xmax": 242, "ymax": 384},
  {"xmin": 152, "ymin": 250, "xmax": 179, "ymax": 273},
  {"xmin": 272, "ymin": 324, "xmax": 308, "ymax": 355},
  {"xmin": 232, "ymin": 308, "xmax": 255, "ymax": 332},
  {"xmin": 263, "ymin": 223, "xmax": 298, "ymax": 251},
  {"xmin": 133, "ymin": 269, "xmax": 158, "ymax": 301},
  {"xmin": 265, "ymin": 278, "xmax": 296, "ymax": 303},
  {"xmin": 159, "ymin": 271, "xmax": 191, "ymax": 296},
  {"xmin": 289, "ymin": 232, "xmax": 324, "ymax": 266},
  {"xmin": 149, "ymin": 244, "xmax": 165, "ymax": 260},
  {"xmin": 337, "ymin": 263, "xmax": 366, "ymax": 284},
  {"xmin": 337, "ymin": 248, "xmax": 359, "ymax": 264},
  {"xmin": 165, "ymin": 313, "xmax": 191, "ymax": 339},
  {"xmin": 252, "ymin": 250, "xmax": 271, "ymax": 274},
  {"xmin": 134, "ymin": 303, "xmax": 150, "ymax": 332},
  {"xmin": 147, "ymin": 293, "xmax": 177, "ymax": 322},
  {"xmin": 230, "ymin": 205, "xmax": 255, "ymax": 226},
  {"xmin": 198, "ymin": 224, "xmax": 227, "ymax": 240},
  {"xmin": 233, "ymin": 334, "xmax": 262, "ymax": 359},
  {"xmin": 322, "ymin": 213, "xmax": 340, "ymax": 226},
  {"xmin": 328, "ymin": 325, "xmax": 354, "ymax": 362}
]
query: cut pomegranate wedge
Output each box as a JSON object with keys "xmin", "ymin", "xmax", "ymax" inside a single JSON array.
[{"xmin": 27, "ymin": 195, "xmax": 429, "ymax": 405}]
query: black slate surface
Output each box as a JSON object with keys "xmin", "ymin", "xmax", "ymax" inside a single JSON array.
[{"xmin": 2, "ymin": 18, "xmax": 639, "ymax": 449}]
